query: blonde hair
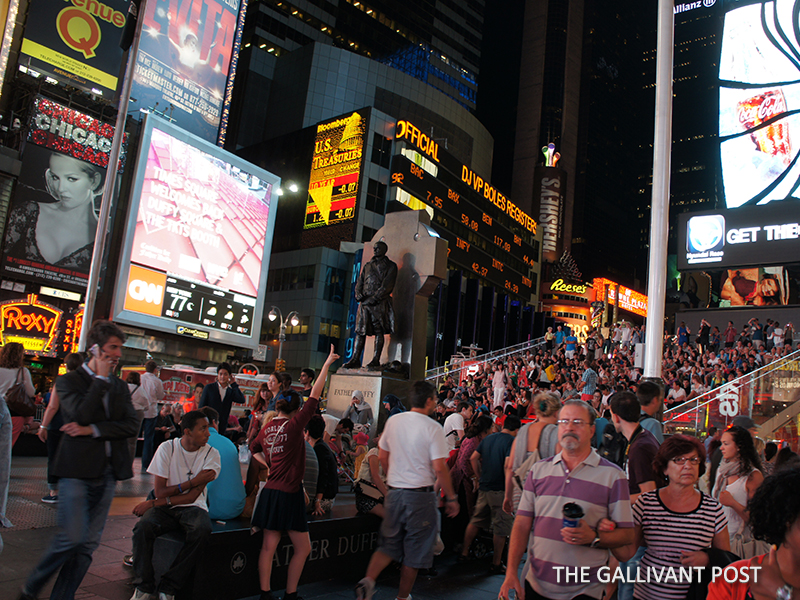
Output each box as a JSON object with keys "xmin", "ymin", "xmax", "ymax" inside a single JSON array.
[{"xmin": 260, "ymin": 410, "xmax": 278, "ymax": 431}]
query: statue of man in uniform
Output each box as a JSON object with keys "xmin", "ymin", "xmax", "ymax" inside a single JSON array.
[{"xmin": 343, "ymin": 241, "xmax": 398, "ymax": 370}]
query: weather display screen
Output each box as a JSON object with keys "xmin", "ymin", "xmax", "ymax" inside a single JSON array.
[
  {"xmin": 719, "ymin": 0, "xmax": 800, "ymax": 208},
  {"xmin": 114, "ymin": 117, "xmax": 278, "ymax": 347}
]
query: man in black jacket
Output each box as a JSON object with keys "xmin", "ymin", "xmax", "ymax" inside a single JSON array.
[
  {"xmin": 198, "ymin": 362, "xmax": 244, "ymax": 436},
  {"xmin": 19, "ymin": 320, "xmax": 139, "ymax": 600}
]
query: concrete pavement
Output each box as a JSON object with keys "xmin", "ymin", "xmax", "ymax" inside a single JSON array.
[{"xmin": 1, "ymin": 456, "xmax": 508, "ymax": 600}]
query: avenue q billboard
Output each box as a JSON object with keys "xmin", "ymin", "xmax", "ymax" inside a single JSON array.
[
  {"xmin": 677, "ymin": 203, "xmax": 800, "ymax": 270},
  {"xmin": 18, "ymin": 0, "xmax": 127, "ymax": 96},
  {"xmin": 112, "ymin": 115, "xmax": 279, "ymax": 348}
]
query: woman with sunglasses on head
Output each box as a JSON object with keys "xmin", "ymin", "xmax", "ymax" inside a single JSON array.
[
  {"xmin": 713, "ymin": 425, "xmax": 765, "ymax": 559},
  {"xmin": 614, "ymin": 434, "xmax": 730, "ymax": 600}
]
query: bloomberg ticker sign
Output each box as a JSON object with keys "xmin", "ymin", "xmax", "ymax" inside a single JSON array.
[{"xmin": 677, "ymin": 203, "xmax": 800, "ymax": 270}]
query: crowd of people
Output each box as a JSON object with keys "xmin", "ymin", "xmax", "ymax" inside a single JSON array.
[{"xmin": 1, "ymin": 317, "xmax": 799, "ymax": 600}]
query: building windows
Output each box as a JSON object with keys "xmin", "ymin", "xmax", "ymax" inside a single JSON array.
[
  {"xmin": 323, "ymin": 267, "xmax": 345, "ymax": 303},
  {"xmin": 365, "ymin": 178, "xmax": 386, "ymax": 214},
  {"xmin": 362, "ymin": 225, "xmax": 377, "ymax": 243},
  {"xmin": 318, "ymin": 318, "xmax": 342, "ymax": 352},
  {"xmin": 266, "ymin": 265, "xmax": 315, "ymax": 292},
  {"xmin": 371, "ymin": 133, "xmax": 392, "ymax": 168}
]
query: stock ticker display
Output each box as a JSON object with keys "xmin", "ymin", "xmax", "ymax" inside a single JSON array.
[{"xmin": 389, "ymin": 130, "xmax": 537, "ymax": 298}]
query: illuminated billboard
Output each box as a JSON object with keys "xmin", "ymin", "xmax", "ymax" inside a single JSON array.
[
  {"xmin": 0, "ymin": 293, "xmax": 62, "ymax": 354},
  {"xmin": 720, "ymin": 267, "xmax": 789, "ymax": 307},
  {"xmin": 1, "ymin": 97, "xmax": 126, "ymax": 291},
  {"xmin": 17, "ymin": 0, "xmax": 127, "ymax": 96},
  {"xmin": 593, "ymin": 278, "xmax": 648, "ymax": 317},
  {"xmin": 719, "ymin": 0, "xmax": 800, "ymax": 208},
  {"xmin": 677, "ymin": 204, "xmax": 800, "ymax": 270},
  {"xmin": 130, "ymin": 0, "xmax": 245, "ymax": 143},
  {"xmin": 305, "ymin": 111, "xmax": 368, "ymax": 229},
  {"xmin": 112, "ymin": 116, "xmax": 279, "ymax": 348}
]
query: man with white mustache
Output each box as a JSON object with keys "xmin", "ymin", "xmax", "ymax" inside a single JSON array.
[{"xmin": 499, "ymin": 400, "xmax": 634, "ymax": 600}]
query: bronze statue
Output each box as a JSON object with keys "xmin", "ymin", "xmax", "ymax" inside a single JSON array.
[{"xmin": 344, "ymin": 241, "xmax": 398, "ymax": 370}]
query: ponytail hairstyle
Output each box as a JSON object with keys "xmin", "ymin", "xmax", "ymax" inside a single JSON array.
[{"xmin": 275, "ymin": 390, "xmax": 303, "ymax": 415}]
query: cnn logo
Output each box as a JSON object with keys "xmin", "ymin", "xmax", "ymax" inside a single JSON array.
[{"xmin": 128, "ymin": 280, "xmax": 164, "ymax": 304}]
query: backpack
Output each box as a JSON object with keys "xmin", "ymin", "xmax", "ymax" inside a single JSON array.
[{"xmin": 598, "ymin": 422, "xmax": 627, "ymax": 468}]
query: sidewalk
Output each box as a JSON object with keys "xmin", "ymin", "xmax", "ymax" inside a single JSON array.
[{"xmin": 1, "ymin": 457, "xmax": 507, "ymax": 600}]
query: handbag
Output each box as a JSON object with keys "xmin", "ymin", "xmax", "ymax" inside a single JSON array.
[
  {"xmin": 355, "ymin": 479, "xmax": 384, "ymax": 500},
  {"xmin": 6, "ymin": 367, "xmax": 35, "ymax": 417}
]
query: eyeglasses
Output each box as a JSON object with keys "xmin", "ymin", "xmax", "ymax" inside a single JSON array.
[
  {"xmin": 671, "ymin": 456, "xmax": 701, "ymax": 466},
  {"xmin": 557, "ymin": 419, "xmax": 590, "ymax": 427}
]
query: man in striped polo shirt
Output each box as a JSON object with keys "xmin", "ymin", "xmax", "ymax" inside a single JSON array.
[{"xmin": 499, "ymin": 400, "xmax": 634, "ymax": 600}]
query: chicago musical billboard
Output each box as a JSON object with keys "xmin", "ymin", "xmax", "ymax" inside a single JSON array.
[
  {"xmin": 112, "ymin": 115, "xmax": 279, "ymax": 348},
  {"xmin": 1, "ymin": 97, "xmax": 126, "ymax": 292}
]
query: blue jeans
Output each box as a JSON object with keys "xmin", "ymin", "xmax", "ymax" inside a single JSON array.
[
  {"xmin": 0, "ymin": 399, "xmax": 12, "ymax": 554},
  {"xmin": 24, "ymin": 467, "xmax": 116, "ymax": 599},
  {"xmin": 617, "ymin": 545, "xmax": 646, "ymax": 600},
  {"xmin": 141, "ymin": 417, "xmax": 157, "ymax": 470}
]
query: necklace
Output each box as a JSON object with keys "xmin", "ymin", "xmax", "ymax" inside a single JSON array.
[{"xmin": 176, "ymin": 439, "xmax": 204, "ymax": 480}]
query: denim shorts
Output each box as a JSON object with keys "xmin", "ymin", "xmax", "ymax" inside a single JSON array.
[{"xmin": 378, "ymin": 488, "xmax": 438, "ymax": 569}]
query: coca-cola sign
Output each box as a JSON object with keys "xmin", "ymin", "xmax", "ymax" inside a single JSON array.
[{"xmin": 737, "ymin": 91, "xmax": 787, "ymax": 127}]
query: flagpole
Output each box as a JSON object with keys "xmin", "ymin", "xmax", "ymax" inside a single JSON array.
[{"xmin": 78, "ymin": 0, "xmax": 147, "ymax": 350}]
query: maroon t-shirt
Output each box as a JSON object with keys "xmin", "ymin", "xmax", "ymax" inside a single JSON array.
[
  {"xmin": 252, "ymin": 396, "xmax": 319, "ymax": 493},
  {"xmin": 625, "ymin": 425, "xmax": 660, "ymax": 495}
]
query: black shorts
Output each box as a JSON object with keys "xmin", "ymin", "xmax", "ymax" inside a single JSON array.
[{"xmin": 251, "ymin": 488, "xmax": 308, "ymax": 532}]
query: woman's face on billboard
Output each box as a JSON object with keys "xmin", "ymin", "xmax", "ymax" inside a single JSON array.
[{"xmin": 45, "ymin": 155, "xmax": 100, "ymax": 209}]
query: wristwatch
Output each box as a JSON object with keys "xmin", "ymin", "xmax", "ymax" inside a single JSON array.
[
  {"xmin": 776, "ymin": 584, "xmax": 793, "ymax": 600},
  {"xmin": 590, "ymin": 531, "xmax": 601, "ymax": 548}
]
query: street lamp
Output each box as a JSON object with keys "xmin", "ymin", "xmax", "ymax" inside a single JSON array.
[{"xmin": 268, "ymin": 306, "xmax": 300, "ymax": 365}]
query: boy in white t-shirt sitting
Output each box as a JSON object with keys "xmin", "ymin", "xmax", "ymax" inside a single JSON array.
[{"xmin": 129, "ymin": 410, "xmax": 221, "ymax": 600}]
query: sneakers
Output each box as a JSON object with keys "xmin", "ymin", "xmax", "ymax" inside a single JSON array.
[
  {"xmin": 41, "ymin": 494, "xmax": 58, "ymax": 504},
  {"xmin": 129, "ymin": 589, "xmax": 150, "ymax": 600},
  {"xmin": 354, "ymin": 577, "xmax": 375, "ymax": 600},
  {"xmin": 123, "ymin": 554, "xmax": 134, "ymax": 567}
]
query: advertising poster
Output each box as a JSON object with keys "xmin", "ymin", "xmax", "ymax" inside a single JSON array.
[
  {"xmin": 1, "ymin": 97, "xmax": 125, "ymax": 292},
  {"xmin": 305, "ymin": 111, "xmax": 368, "ymax": 229},
  {"xmin": 113, "ymin": 117, "xmax": 279, "ymax": 348},
  {"xmin": 719, "ymin": 267, "xmax": 789, "ymax": 307},
  {"xmin": 130, "ymin": 0, "xmax": 242, "ymax": 143},
  {"xmin": 719, "ymin": 0, "xmax": 800, "ymax": 208},
  {"xmin": 18, "ymin": 0, "xmax": 127, "ymax": 96},
  {"xmin": 130, "ymin": 126, "xmax": 272, "ymax": 296}
]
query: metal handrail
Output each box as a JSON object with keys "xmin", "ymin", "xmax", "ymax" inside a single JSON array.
[
  {"xmin": 663, "ymin": 347, "xmax": 800, "ymax": 432},
  {"xmin": 425, "ymin": 336, "xmax": 547, "ymax": 385}
]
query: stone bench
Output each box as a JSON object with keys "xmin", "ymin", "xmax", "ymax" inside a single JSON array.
[{"xmin": 152, "ymin": 499, "xmax": 381, "ymax": 600}]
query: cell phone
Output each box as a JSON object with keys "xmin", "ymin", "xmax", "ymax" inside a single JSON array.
[{"xmin": 89, "ymin": 344, "xmax": 100, "ymax": 358}]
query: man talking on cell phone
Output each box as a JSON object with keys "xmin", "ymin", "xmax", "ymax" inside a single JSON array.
[{"xmin": 18, "ymin": 320, "xmax": 139, "ymax": 600}]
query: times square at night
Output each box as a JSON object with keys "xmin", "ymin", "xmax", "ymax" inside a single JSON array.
[{"xmin": 1, "ymin": 1, "xmax": 800, "ymax": 600}]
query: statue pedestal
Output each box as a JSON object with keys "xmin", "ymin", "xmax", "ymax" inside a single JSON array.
[{"xmin": 326, "ymin": 371, "xmax": 412, "ymax": 437}]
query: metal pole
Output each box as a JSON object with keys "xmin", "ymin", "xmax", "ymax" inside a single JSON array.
[
  {"xmin": 643, "ymin": 0, "xmax": 674, "ymax": 379},
  {"xmin": 278, "ymin": 324, "xmax": 286, "ymax": 360},
  {"xmin": 78, "ymin": 0, "xmax": 147, "ymax": 351}
]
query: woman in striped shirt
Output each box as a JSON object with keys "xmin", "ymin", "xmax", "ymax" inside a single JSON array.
[{"xmin": 615, "ymin": 435, "xmax": 730, "ymax": 600}]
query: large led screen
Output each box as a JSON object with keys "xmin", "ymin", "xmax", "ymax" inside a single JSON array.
[
  {"xmin": 304, "ymin": 111, "xmax": 368, "ymax": 229},
  {"xmin": 129, "ymin": 0, "xmax": 245, "ymax": 143},
  {"xmin": 1, "ymin": 97, "xmax": 126, "ymax": 292},
  {"xmin": 112, "ymin": 116, "xmax": 278, "ymax": 348},
  {"xmin": 719, "ymin": 0, "xmax": 800, "ymax": 208}
]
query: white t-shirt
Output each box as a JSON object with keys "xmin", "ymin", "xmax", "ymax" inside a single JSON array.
[
  {"xmin": 140, "ymin": 372, "xmax": 166, "ymax": 418},
  {"xmin": 443, "ymin": 412, "xmax": 465, "ymax": 451},
  {"xmin": 379, "ymin": 411, "xmax": 448, "ymax": 488},
  {"xmin": 147, "ymin": 438, "xmax": 221, "ymax": 511}
]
